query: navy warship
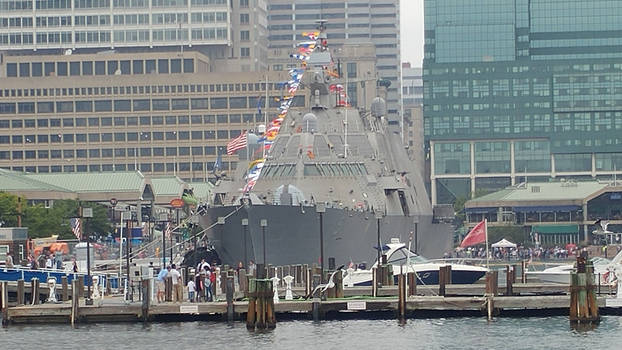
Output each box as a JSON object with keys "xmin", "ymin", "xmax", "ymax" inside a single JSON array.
[{"xmin": 199, "ymin": 23, "xmax": 453, "ymax": 267}]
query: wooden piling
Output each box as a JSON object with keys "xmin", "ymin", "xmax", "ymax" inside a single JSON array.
[
  {"xmin": 226, "ymin": 276, "xmax": 235, "ymax": 322},
  {"xmin": 372, "ymin": 267, "xmax": 378, "ymax": 297},
  {"xmin": 398, "ymin": 274, "xmax": 406, "ymax": 319},
  {"xmin": 141, "ymin": 279, "xmax": 150, "ymax": 322},
  {"xmin": 1, "ymin": 281, "xmax": 8, "ymax": 326},
  {"xmin": 570, "ymin": 257, "xmax": 599, "ymax": 324},
  {"xmin": 77, "ymin": 276, "xmax": 84, "ymax": 298},
  {"xmin": 521, "ymin": 260, "xmax": 527, "ymax": 283},
  {"xmin": 246, "ymin": 278, "xmax": 257, "ymax": 330},
  {"xmin": 439, "ymin": 265, "xmax": 451, "ymax": 296},
  {"xmin": 165, "ymin": 276, "xmax": 172, "ymax": 302},
  {"xmin": 61, "ymin": 276, "xmax": 68, "ymax": 302},
  {"xmin": 71, "ymin": 280, "xmax": 79, "ymax": 326},
  {"xmin": 407, "ymin": 272, "xmax": 416, "ymax": 296},
  {"xmin": 220, "ymin": 270, "xmax": 227, "ymax": 294},
  {"xmin": 486, "ymin": 271, "xmax": 499, "ymax": 296},
  {"xmin": 247, "ymin": 279, "xmax": 275, "ymax": 329},
  {"xmin": 31, "ymin": 278, "xmax": 40, "ymax": 305},
  {"xmin": 17, "ymin": 279, "xmax": 25, "ymax": 305},
  {"xmin": 334, "ymin": 270, "xmax": 344, "ymax": 298},
  {"xmin": 312, "ymin": 274, "xmax": 321, "ymax": 321},
  {"xmin": 326, "ymin": 271, "xmax": 336, "ymax": 299},
  {"xmin": 506, "ymin": 265, "xmax": 514, "ymax": 296},
  {"xmin": 305, "ymin": 268, "xmax": 312, "ymax": 297}
]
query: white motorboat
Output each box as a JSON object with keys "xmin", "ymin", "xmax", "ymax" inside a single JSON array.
[
  {"xmin": 342, "ymin": 239, "xmax": 488, "ymax": 287},
  {"xmin": 526, "ymin": 251, "xmax": 622, "ymax": 284}
]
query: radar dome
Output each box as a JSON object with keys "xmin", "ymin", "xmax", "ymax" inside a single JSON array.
[
  {"xmin": 371, "ymin": 97, "xmax": 386, "ymax": 118},
  {"xmin": 302, "ymin": 113, "xmax": 318, "ymax": 133}
]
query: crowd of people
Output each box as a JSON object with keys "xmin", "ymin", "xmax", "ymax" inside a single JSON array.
[{"xmin": 448, "ymin": 244, "xmax": 622, "ymax": 261}]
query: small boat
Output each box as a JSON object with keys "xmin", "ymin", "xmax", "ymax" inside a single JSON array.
[
  {"xmin": 342, "ymin": 239, "xmax": 488, "ymax": 287},
  {"xmin": 526, "ymin": 252, "xmax": 622, "ymax": 285}
]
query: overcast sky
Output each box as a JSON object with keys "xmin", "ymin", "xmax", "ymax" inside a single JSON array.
[{"xmin": 401, "ymin": 0, "xmax": 425, "ymax": 67}]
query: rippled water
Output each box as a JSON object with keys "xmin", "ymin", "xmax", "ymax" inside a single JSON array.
[{"xmin": 3, "ymin": 316, "xmax": 622, "ymax": 350}]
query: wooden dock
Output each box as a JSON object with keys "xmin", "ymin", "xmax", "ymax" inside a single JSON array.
[{"xmin": 4, "ymin": 294, "xmax": 622, "ymax": 324}]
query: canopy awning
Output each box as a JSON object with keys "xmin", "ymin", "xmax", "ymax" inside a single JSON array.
[
  {"xmin": 531, "ymin": 224, "xmax": 579, "ymax": 235},
  {"xmin": 465, "ymin": 207, "xmax": 498, "ymax": 214},
  {"xmin": 491, "ymin": 238, "xmax": 517, "ymax": 248}
]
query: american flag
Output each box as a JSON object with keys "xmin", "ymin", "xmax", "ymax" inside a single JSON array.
[
  {"xmin": 70, "ymin": 217, "xmax": 81, "ymax": 240},
  {"xmin": 165, "ymin": 222, "xmax": 172, "ymax": 239},
  {"xmin": 226, "ymin": 131, "xmax": 247, "ymax": 155}
]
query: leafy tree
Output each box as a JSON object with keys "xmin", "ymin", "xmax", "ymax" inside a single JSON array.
[
  {"xmin": 0, "ymin": 192, "xmax": 21, "ymax": 227},
  {"xmin": 487, "ymin": 225, "xmax": 530, "ymax": 246},
  {"xmin": 0, "ymin": 193, "xmax": 112, "ymax": 240}
]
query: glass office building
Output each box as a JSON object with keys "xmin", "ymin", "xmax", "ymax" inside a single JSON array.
[{"xmin": 424, "ymin": 0, "xmax": 622, "ymax": 204}]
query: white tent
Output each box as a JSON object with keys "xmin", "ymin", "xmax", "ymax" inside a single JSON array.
[{"xmin": 491, "ymin": 238, "xmax": 517, "ymax": 249}]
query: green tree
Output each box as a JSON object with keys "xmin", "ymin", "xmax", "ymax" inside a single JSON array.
[
  {"xmin": 0, "ymin": 194, "xmax": 112, "ymax": 240},
  {"xmin": 487, "ymin": 225, "xmax": 530, "ymax": 246},
  {"xmin": 0, "ymin": 192, "xmax": 21, "ymax": 227}
]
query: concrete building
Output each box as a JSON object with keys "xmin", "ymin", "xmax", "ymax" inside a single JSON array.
[
  {"xmin": 402, "ymin": 62, "xmax": 423, "ymax": 107},
  {"xmin": 0, "ymin": 0, "xmax": 268, "ymax": 72},
  {"xmin": 266, "ymin": 0, "xmax": 402, "ymax": 120},
  {"xmin": 0, "ymin": 50, "xmax": 302, "ymax": 180},
  {"xmin": 424, "ymin": 0, "xmax": 622, "ymax": 205}
]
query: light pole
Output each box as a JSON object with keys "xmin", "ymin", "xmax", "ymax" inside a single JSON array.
[
  {"xmin": 82, "ymin": 207, "xmax": 93, "ymax": 305},
  {"xmin": 190, "ymin": 215, "xmax": 199, "ymax": 268},
  {"xmin": 158, "ymin": 212, "xmax": 169, "ymax": 267},
  {"xmin": 242, "ymin": 218, "xmax": 249, "ymax": 268},
  {"xmin": 316, "ymin": 203, "xmax": 326, "ymax": 284},
  {"xmin": 375, "ymin": 211, "xmax": 384, "ymax": 265},
  {"xmin": 260, "ymin": 219, "xmax": 268, "ymax": 270}
]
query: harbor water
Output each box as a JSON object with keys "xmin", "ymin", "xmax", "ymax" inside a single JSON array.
[{"xmin": 3, "ymin": 316, "xmax": 622, "ymax": 349}]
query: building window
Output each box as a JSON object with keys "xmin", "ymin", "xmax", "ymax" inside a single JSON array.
[
  {"xmin": 240, "ymin": 14, "xmax": 249, "ymax": 25},
  {"xmin": 240, "ymin": 30, "xmax": 250, "ymax": 41},
  {"xmin": 241, "ymin": 47, "xmax": 250, "ymax": 57}
]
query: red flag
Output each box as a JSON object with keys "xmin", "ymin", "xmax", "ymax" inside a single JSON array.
[{"xmin": 460, "ymin": 219, "xmax": 487, "ymax": 248}]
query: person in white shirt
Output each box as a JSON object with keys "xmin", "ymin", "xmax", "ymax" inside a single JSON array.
[
  {"xmin": 187, "ymin": 279, "xmax": 196, "ymax": 302},
  {"xmin": 169, "ymin": 264, "xmax": 182, "ymax": 302}
]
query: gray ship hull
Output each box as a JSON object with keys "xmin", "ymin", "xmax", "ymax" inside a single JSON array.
[{"xmin": 200, "ymin": 204, "xmax": 452, "ymax": 267}]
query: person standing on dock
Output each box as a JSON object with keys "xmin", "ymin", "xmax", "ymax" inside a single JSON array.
[
  {"xmin": 187, "ymin": 278, "xmax": 196, "ymax": 303},
  {"xmin": 169, "ymin": 264, "xmax": 182, "ymax": 303},
  {"xmin": 156, "ymin": 266, "xmax": 169, "ymax": 303},
  {"xmin": 203, "ymin": 265, "xmax": 212, "ymax": 302}
]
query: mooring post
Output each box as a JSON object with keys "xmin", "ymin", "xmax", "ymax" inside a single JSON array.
[
  {"xmin": 398, "ymin": 274, "xmax": 406, "ymax": 319},
  {"xmin": 305, "ymin": 268, "xmax": 312, "ymax": 297},
  {"xmin": 334, "ymin": 269, "xmax": 344, "ymax": 298},
  {"xmin": 17, "ymin": 279, "xmax": 24, "ymax": 305},
  {"xmin": 1, "ymin": 281, "xmax": 8, "ymax": 327},
  {"xmin": 371, "ymin": 267, "xmax": 378, "ymax": 297},
  {"xmin": 226, "ymin": 276, "xmax": 234, "ymax": 323},
  {"xmin": 407, "ymin": 272, "xmax": 416, "ymax": 296},
  {"xmin": 78, "ymin": 276, "xmax": 84, "ymax": 298},
  {"xmin": 505, "ymin": 265, "xmax": 514, "ymax": 296},
  {"xmin": 141, "ymin": 279, "xmax": 150, "ymax": 322},
  {"xmin": 485, "ymin": 271, "xmax": 498, "ymax": 321},
  {"xmin": 165, "ymin": 276, "xmax": 172, "ymax": 302},
  {"xmin": 570, "ymin": 257, "xmax": 599, "ymax": 324},
  {"xmin": 246, "ymin": 278, "xmax": 257, "ymax": 330},
  {"xmin": 266, "ymin": 279, "xmax": 276, "ymax": 328},
  {"xmin": 71, "ymin": 279, "xmax": 80, "ymax": 326},
  {"xmin": 521, "ymin": 260, "xmax": 527, "ymax": 283},
  {"xmin": 439, "ymin": 265, "xmax": 451, "ymax": 297},
  {"xmin": 31, "ymin": 277, "xmax": 40, "ymax": 305},
  {"xmin": 61, "ymin": 276, "xmax": 68, "ymax": 302},
  {"xmin": 312, "ymin": 274, "xmax": 321, "ymax": 322}
]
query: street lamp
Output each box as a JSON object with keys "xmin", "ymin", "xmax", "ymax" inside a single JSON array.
[
  {"xmin": 375, "ymin": 210, "xmax": 384, "ymax": 265},
  {"xmin": 260, "ymin": 219, "xmax": 268, "ymax": 271},
  {"xmin": 242, "ymin": 218, "xmax": 249, "ymax": 268},
  {"xmin": 158, "ymin": 212, "xmax": 169, "ymax": 267},
  {"xmin": 82, "ymin": 207, "xmax": 93, "ymax": 305},
  {"xmin": 316, "ymin": 203, "xmax": 326, "ymax": 284}
]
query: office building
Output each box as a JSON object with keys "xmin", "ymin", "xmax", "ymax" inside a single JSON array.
[
  {"xmin": 0, "ymin": 0, "xmax": 268, "ymax": 72},
  {"xmin": 424, "ymin": 0, "xmax": 622, "ymax": 204},
  {"xmin": 266, "ymin": 0, "xmax": 402, "ymax": 119},
  {"xmin": 0, "ymin": 50, "xmax": 301, "ymax": 180}
]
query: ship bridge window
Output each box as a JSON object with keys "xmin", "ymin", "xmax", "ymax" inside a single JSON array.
[
  {"xmin": 261, "ymin": 164, "xmax": 296, "ymax": 178},
  {"xmin": 304, "ymin": 162, "xmax": 368, "ymax": 176}
]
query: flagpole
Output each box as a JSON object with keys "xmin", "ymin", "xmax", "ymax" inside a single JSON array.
[{"xmin": 485, "ymin": 218, "xmax": 489, "ymax": 268}]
